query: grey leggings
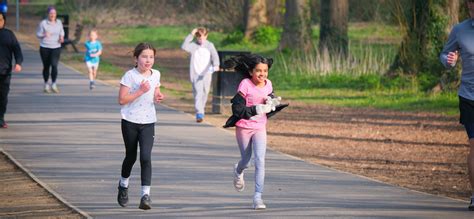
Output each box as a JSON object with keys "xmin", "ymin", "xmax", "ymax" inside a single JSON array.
[{"xmin": 235, "ymin": 127, "xmax": 267, "ymax": 193}]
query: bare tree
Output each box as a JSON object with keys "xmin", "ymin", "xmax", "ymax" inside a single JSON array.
[
  {"xmin": 318, "ymin": 0, "xmax": 349, "ymax": 57},
  {"xmin": 243, "ymin": 0, "xmax": 268, "ymax": 39},
  {"xmin": 279, "ymin": 0, "xmax": 313, "ymax": 52}
]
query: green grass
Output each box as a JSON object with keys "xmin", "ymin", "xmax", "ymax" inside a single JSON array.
[
  {"xmin": 107, "ymin": 23, "xmax": 458, "ymax": 115},
  {"xmin": 276, "ymin": 88, "xmax": 458, "ymax": 115}
]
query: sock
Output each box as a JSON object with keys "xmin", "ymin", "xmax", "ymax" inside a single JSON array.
[
  {"xmin": 254, "ymin": 192, "xmax": 262, "ymax": 200},
  {"xmin": 120, "ymin": 177, "xmax": 129, "ymax": 188},
  {"xmin": 141, "ymin": 186, "xmax": 151, "ymax": 197}
]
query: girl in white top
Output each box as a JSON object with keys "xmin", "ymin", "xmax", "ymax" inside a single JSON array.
[{"xmin": 116, "ymin": 43, "xmax": 164, "ymax": 210}]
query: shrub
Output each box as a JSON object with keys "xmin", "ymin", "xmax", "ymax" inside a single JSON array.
[{"xmin": 252, "ymin": 26, "xmax": 281, "ymax": 45}]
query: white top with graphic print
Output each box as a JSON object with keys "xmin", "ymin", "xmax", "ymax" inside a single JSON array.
[{"xmin": 120, "ymin": 68, "xmax": 161, "ymax": 124}]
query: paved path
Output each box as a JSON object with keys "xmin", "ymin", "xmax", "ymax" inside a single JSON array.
[{"xmin": 0, "ymin": 46, "xmax": 472, "ymax": 218}]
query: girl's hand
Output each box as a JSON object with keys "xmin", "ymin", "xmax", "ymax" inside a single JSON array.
[
  {"xmin": 59, "ymin": 36, "xmax": 64, "ymax": 43},
  {"xmin": 191, "ymin": 28, "xmax": 198, "ymax": 36},
  {"xmin": 139, "ymin": 80, "xmax": 150, "ymax": 94},
  {"xmin": 154, "ymin": 92, "xmax": 165, "ymax": 103}
]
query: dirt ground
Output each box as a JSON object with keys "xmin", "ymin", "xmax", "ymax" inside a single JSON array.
[{"xmin": 1, "ymin": 11, "xmax": 471, "ymax": 217}]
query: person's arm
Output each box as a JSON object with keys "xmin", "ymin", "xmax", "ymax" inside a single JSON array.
[
  {"xmin": 154, "ymin": 86, "xmax": 165, "ymax": 103},
  {"xmin": 118, "ymin": 80, "xmax": 150, "ymax": 105},
  {"xmin": 36, "ymin": 21, "xmax": 46, "ymax": 39},
  {"xmin": 58, "ymin": 20, "xmax": 64, "ymax": 43},
  {"xmin": 209, "ymin": 43, "xmax": 220, "ymax": 71},
  {"xmin": 11, "ymin": 31, "xmax": 23, "ymax": 72},
  {"xmin": 181, "ymin": 29, "xmax": 196, "ymax": 53},
  {"xmin": 92, "ymin": 42, "xmax": 103, "ymax": 57},
  {"xmin": 440, "ymin": 25, "xmax": 459, "ymax": 69}
]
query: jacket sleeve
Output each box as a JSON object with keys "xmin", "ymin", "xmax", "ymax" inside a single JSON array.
[
  {"xmin": 181, "ymin": 34, "xmax": 194, "ymax": 53},
  {"xmin": 231, "ymin": 93, "xmax": 257, "ymax": 120},
  {"xmin": 36, "ymin": 20, "xmax": 45, "ymax": 39},
  {"xmin": 439, "ymin": 25, "xmax": 459, "ymax": 69},
  {"xmin": 11, "ymin": 31, "xmax": 23, "ymax": 66}
]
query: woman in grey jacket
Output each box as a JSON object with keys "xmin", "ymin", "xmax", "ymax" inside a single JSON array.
[{"xmin": 36, "ymin": 6, "xmax": 64, "ymax": 93}]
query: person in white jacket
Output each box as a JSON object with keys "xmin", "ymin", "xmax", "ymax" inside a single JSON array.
[{"xmin": 181, "ymin": 27, "xmax": 220, "ymax": 123}]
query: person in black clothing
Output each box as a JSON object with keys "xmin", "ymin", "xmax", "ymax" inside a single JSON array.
[{"xmin": 0, "ymin": 12, "xmax": 23, "ymax": 128}]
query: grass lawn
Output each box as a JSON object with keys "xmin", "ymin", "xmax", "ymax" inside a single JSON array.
[{"xmin": 106, "ymin": 23, "xmax": 458, "ymax": 115}]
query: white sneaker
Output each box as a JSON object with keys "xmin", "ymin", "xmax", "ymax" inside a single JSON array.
[
  {"xmin": 44, "ymin": 84, "xmax": 51, "ymax": 93},
  {"xmin": 253, "ymin": 198, "xmax": 266, "ymax": 210},
  {"xmin": 233, "ymin": 164, "xmax": 244, "ymax": 192},
  {"xmin": 51, "ymin": 83, "xmax": 59, "ymax": 93}
]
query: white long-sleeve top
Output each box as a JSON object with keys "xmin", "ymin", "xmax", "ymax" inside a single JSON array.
[{"xmin": 181, "ymin": 34, "xmax": 220, "ymax": 82}]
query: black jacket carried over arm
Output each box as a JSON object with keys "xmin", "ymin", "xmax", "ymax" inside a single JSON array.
[
  {"xmin": 223, "ymin": 93, "xmax": 289, "ymax": 128},
  {"xmin": 0, "ymin": 28, "xmax": 23, "ymax": 76}
]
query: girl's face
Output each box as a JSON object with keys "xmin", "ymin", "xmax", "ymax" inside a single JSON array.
[
  {"xmin": 135, "ymin": 49, "xmax": 155, "ymax": 72},
  {"xmin": 89, "ymin": 31, "xmax": 98, "ymax": 41},
  {"xmin": 196, "ymin": 34, "xmax": 208, "ymax": 45},
  {"xmin": 250, "ymin": 63, "xmax": 268, "ymax": 85},
  {"xmin": 48, "ymin": 9, "xmax": 57, "ymax": 21}
]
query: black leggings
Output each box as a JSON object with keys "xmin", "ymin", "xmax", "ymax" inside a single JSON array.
[
  {"xmin": 121, "ymin": 119, "xmax": 155, "ymax": 186},
  {"xmin": 39, "ymin": 47, "xmax": 61, "ymax": 83},
  {"xmin": 0, "ymin": 75, "xmax": 11, "ymax": 124}
]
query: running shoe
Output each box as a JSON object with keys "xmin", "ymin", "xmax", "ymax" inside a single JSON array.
[
  {"xmin": 117, "ymin": 184, "xmax": 128, "ymax": 207},
  {"xmin": 139, "ymin": 194, "xmax": 152, "ymax": 210},
  {"xmin": 233, "ymin": 163, "xmax": 245, "ymax": 192},
  {"xmin": 253, "ymin": 198, "xmax": 266, "ymax": 210}
]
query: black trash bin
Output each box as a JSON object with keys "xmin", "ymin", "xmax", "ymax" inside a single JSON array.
[{"xmin": 212, "ymin": 51, "xmax": 250, "ymax": 114}]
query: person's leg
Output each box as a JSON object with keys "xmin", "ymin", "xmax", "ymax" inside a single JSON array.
[
  {"xmin": 252, "ymin": 128, "xmax": 267, "ymax": 209},
  {"xmin": 39, "ymin": 47, "xmax": 51, "ymax": 84},
  {"xmin": 252, "ymin": 128, "xmax": 267, "ymax": 195},
  {"xmin": 192, "ymin": 77, "xmax": 205, "ymax": 121},
  {"xmin": 235, "ymin": 127, "xmax": 254, "ymax": 174},
  {"xmin": 138, "ymin": 123, "xmax": 154, "ymax": 210},
  {"xmin": 120, "ymin": 119, "xmax": 139, "ymax": 181},
  {"xmin": 87, "ymin": 62, "xmax": 94, "ymax": 81},
  {"xmin": 138, "ymin": 123, "xmax": 154, "ymax": 188},
  {"xmin": 464, "ymin": 123, "xmax": 474, "ymax": 210},
  {"xmin": 200, "ymin": 73, "xmax": 213, "ymax": 116},
  {"xmin": 50, "ymin": 48, "xmax": 61, "ymax": 84},
  {"xmin": 0, "ymin": 75, "xmax": 11, "ymax": 127},
  {"xmin": 118, "ymin": 119, "xmax": 139, "ymax": 207},
  {"xmin": 92, "ymin": 63, "xmax": 99, "ymax": 80},
  {"xmin": 86, "ymin": 62, "xmax": 95, "ymax": 90}
]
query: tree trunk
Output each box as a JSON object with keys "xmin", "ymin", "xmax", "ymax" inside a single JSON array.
[
  {"xmin": 318, "ymin": 0, "xmax": 349, "ymax": 57},
  {"xmin": 279, "ymin": 0, "xmax": 313, "ymax": 52},
  {"xmin": 243, "ymin": 0, "xmax": 268, "ymax": 39},
  {"xmin": 446, "ymin": 0, "xmax": 460, "ymax": 34},
  {"xmin": 387, "ymin": 0, "xmax": 460, "ymax": 91}
]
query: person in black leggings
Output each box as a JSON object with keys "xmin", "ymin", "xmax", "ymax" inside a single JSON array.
[
  {"xmin": 116, "ymin": 43, "xmax": 165, "ymax": 210},
  {"xmin": 0, "ymin": 12, "xmax": 23, "ymax": 128},
  {"xmin": 36, "ymin": 6, "xmax": 63, "ymax": 93}
]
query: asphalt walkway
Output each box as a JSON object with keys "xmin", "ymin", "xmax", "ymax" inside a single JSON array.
[{"xmin": 0, "ymin": 45, "xmax": 472, "ymax": 218}]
